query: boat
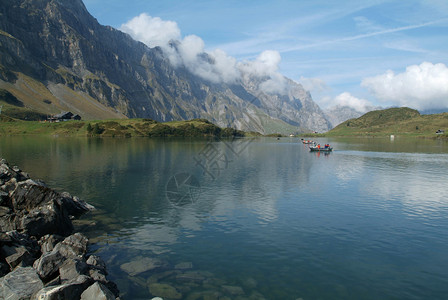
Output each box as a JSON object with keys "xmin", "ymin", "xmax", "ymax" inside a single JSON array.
[
  {"xmin": 302, "ymin": 140, "xmax": 314, "ymax": 144},
  {"xmin": 309, "ymin": 145, "xmax": 333, "ymax": 152}
]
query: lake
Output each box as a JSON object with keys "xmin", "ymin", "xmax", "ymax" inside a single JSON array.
[{"xmin": 1, "ymin": 136, "xmax": 448, "ymax": 299}]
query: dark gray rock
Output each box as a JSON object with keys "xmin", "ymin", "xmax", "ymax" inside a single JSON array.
[
  {"xmin": 0, "ymin": 261, "xmax": 9, "ymax": 277},
  {"xmin": 59, "ymin": 258, "xmax": 89, "ymax": 282},
  {"xmin": 39, "ymin": 234, "xmax": 64, "ymax": 254},
  {"xmin": 0, "ymin": 266, "xmax": 43, "ymax": 300},
  {"xmin": 0, "ymin": 159, "xmax": 118, "ymax": 298},
  {"xmin": 80, "ymin": 282, "xmax": 116, "ymax": 300},
  {"xmin": 54, "ymin": 233, "xmax": 88, "ymax": 258},
  {"xmin": 33, "ymin": 250, "xmax": 64, "ymax": 281},
  {"xmin": 60, "ymin": 192, "xmax": 95, "ymax": 217},
  {"xmin": 20, "ymin": 200, "xmax": 73, "ymax": 238},
  {"xmin": 3, "ymin": 245, "xmax": 34, "ymax": 269},
  {"xmin": 33, "ymin": 275, "xmax": 94, "ymax": 300},
  {"xmin": 87, "ymin": 255, "xmax": 107, "ymax": 273}
]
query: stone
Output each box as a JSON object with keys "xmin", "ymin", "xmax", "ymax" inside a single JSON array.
[
  {"xmin": 89, "ymin": 268, "xmax": 107, "ymax": 282},
  {"xmin": 86, "ymin": 254, "xmax": 107, "ymax": 273},
  {"xmin": 0, "ymin": 205, "xmax": 11, "ymax": 216},
  {"xmin": 80, "ymin": 282, "xmax": 116, "ymax": 300},
  {"xmin": 33, "ymin": 250, "xmax": 64, "ymax": 281},
  {"xmin": 147, "ymin": 270, "xmax": 180, "ymax": 284},
  {"xmin": 39, "ymin": 234, "xmax": 64, "ymax": 254},
  {"xmin": 59, "ymin": 258, "xmax": 89, "ymax": 282},
  {"xmin": 3, "ymin": 245, "xmax": 34, "ymax": 269},
  {"xmin": 176, "ymin": 271, "xmax": 206, "ymax": 283},
  {"xmin": 32, "ymin": 275, "xmax": 93, "ymax": 300},
  {"xmin": 149, "ymin": 283, "xmax": 182, "ymax": 300},
  {"xmin": 222, "ymin": 285, "xmax": 245, "ymax": 296},
  {"xmin": 120, "ymin": 256, "xmax": 165, "ymax": 276},
  {"xmin": 0, "ymin": 261, "xmax": 10, "ymax": 277},
  {"xmin": 0, "ymin": 191, "xmax": 9, "ymax": 206},
  {"xmin": 174, "ymin": 261, "xmax": 193, "ymax": 270},
  {"xmin": 60, "ymin": 192, "xmax": 95, "ymax": 217},
  {"xmin": 51, "ymin": 233, "xmax": 88, "ymax": 260},
  {"xmin": 20, "ymin": 200, "xmax": 73, "ymax": 238},
  {"xmin": 0, "ymin": 267, "xmax": 43, "ymax": 300}
]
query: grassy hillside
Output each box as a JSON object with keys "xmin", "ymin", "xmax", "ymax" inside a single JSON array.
[
  {"xmin": 0, "ymin": 116, "xmax": 250, "ymax": 138},
  {"xmin": 0, "ymin": 73, "xmax": 127, "ymax": 120},
  {"xmin": 326, "ymin": 107, "xmax": 448, "ymax": 138}
]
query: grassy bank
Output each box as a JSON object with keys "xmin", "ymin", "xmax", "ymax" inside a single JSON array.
[
  {"xmin": 0, "ymin": 116, "xmax": 253, "ymax": 138},
  {"xmin": 320, "ymin": 107, "xmax": 448, "ymax": 139}
]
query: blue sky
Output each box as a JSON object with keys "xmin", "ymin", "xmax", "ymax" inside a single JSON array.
[{"xmin": 83, "ymin": 0, "xmax": 448, "ymax": 112}]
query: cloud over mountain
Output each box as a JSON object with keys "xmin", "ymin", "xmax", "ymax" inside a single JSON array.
[
  {"xmin": 120, "ymin": 14, "xmax": 288, "ymax": 93},
  {"xmin": 332, "ymin": 92, "xmax": 373, "ymax": 113},
  {"xmin": 362, "ymin": 62, "xmax": 448, "ymax": 110}
]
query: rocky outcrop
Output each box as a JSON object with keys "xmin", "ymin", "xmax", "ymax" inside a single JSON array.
[{"xmin": 0, "ymin": 158, "xmax": 119, "ymax": 300}]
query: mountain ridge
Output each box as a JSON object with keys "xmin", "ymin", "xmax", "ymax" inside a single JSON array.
[
  {"xmin": 326, "ymin": 107, "xmax": 448, "ymax": 136},
  {"xmin": 0, "ymin": 0, "xmax": 331, "ymax": 134}
]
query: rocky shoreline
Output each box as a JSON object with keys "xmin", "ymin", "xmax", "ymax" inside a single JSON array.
[{"xmin": 0, "ymin": 158, "xmax": 120, "ymax": 299}]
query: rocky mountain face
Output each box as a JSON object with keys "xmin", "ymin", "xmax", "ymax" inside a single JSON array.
[
  {"xmin": 0, "ymin": 0, "xmax": 331, "ymax": 133},
  {"xmin": 324, "ymin": 105, "xmax": 381, "ymax": 128},
  {"xmin": 324, "ymin": 106, "xmax": 366, "ymax": 128}
]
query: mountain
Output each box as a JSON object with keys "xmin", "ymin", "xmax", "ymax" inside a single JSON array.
[
  {"xmin": 327, "ymin": 107, "xmax": 448, "ymax": 136},
  {"xmin": 0, "ymin": 0, "xmax": 331, "ymax": 134},
  {"xmin": 324, "ymin": 105, "xmax": 380, "ymax": 128}
]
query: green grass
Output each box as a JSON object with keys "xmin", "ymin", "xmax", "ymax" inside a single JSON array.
[
  {"xmin": 325, "ymin": 107, "xmax": 448, "ymax": 138},
  {"xmin": 0, "ymin": 117, "xmax": 249, "ymax": 138}
]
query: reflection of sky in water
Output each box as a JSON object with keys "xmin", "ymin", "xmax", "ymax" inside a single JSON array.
[{"xmin": 336, "ymin": 151, "xmax": 448, "ymax": 218}]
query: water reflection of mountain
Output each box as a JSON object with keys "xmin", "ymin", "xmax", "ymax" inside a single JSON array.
[{"xmin": 0, "ymin": 137, "xmax": 316, "ymax": 235}]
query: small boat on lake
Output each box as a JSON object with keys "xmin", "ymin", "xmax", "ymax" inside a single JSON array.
[
  {"xmin": 309, "ymin": 145, "xmax": 333, "ymax": 152},
  {"xmin": 302, "ymin": 140, "xmax": 314, "ymax": 144}
]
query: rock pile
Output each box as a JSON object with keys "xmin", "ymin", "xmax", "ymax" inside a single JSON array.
[{"xmin": 0, "ymin": 158, "xmax": 120, "ymax": 300}]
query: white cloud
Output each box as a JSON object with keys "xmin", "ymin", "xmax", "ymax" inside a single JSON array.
[
  {"xmin": 121, "ymin": 15, "xmax": 291, "ymax": 91},
  {"xmin": 332, "ymin": 92, "xmax": 373, "ymax": 113},
  {"xmin": 299, "ymin": 76, "xmax": 328, "ymax": 93},
  {"xmin": 121, "ymin": 14, "xmax": 240, "ymax": 84},
  {"xmin": 362, "ymin": 62, "xmax": 448, "ymax": 110},
  {"xmin": 238, "ymin": 50, "xmax": 287, "ymax": 94},
  {"xmin": 120, "ymin": 13, "xmax": 180, "ymax": 48}
]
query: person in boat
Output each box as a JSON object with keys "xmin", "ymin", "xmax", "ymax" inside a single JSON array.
[
  {"xmin": 317, "ymin": 144, "xmax": 321, "ymax": 149},
  {"xmin": 325, "ymin": 144, "xmax": 329, "ymax": 148}
]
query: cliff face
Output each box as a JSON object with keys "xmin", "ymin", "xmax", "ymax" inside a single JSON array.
[{"xmin": 0, "ymin": 0, "xmax": 331, "ymax": 133}]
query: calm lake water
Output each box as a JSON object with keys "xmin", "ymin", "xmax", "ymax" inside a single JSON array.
[{"xmin": 1, "ymin": 136, "xmax": 448, "ymax": 300}]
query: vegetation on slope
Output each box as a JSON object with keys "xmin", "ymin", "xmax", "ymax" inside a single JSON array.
[
  {"xmin": 326, "ymin": 107, "xmax": 448, "ymax": 138},
  {"xmin": 0, "ymin": 89, "xmax": 48, "ymax": 121},
  {"xmin": 0, "ymin": 117, "xmax": 250, "ymax": 138}
]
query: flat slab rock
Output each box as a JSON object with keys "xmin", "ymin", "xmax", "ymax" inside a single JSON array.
[
  {"xmin": 0, "ymin": 266, "xmax": 43, "ymax": 300},
  {"xmin": 120, "ymin": 256, "xmax": 165, "ymax": 276}
]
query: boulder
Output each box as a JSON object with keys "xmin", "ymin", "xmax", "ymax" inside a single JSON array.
[
  {"xmin": 149, "ymin": 282, "xmax": 182, "ymax": 300},
  {"xmin": 120, "ymin": 256, "xmax": 166, "ymax": 276},
  {"xmin": 32, "ymin": 275, "xmax": 93, "ymax": 300},
  {"xmin": 0, "ymin": 159, "xmax": 118, "ymax": 299},
  {"xmin": 0, "ymin": 266, "xmax": 43, "ymax": 300},
  {"xmin": 60, "ymin": 192, "xmax": 95, "ymax": 217},
  {"xmin": 20, "ymin": 200, "xmax": 73, "ymax": 238},
  {"xmin": 3, "ymin": 245, "xmax": 34, "ymax": 269},
  {"xmin": 33, "ymin": 233, "xmax": 89, "ymax": 281},
  {"xmin": 86, "ymin": 254, "xmax": 107, "ymax": 273},
  {"xmin": 39, "ymin": 234, "xmax": 64, "ymax": 254},
  {"xmin": 33, "ymin": 250, "xmax": 64, "ymax": 281},
  {"xmin": 59, "ymin": 258, "xmax": 89, "ymax": 282},
  {"xmin": 54, "ymin": 233, "xmax": 88, "ymax": 258},
  {"xmin": 80, "ymin": 282, "xmax": 116, "ymax": 300}
]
